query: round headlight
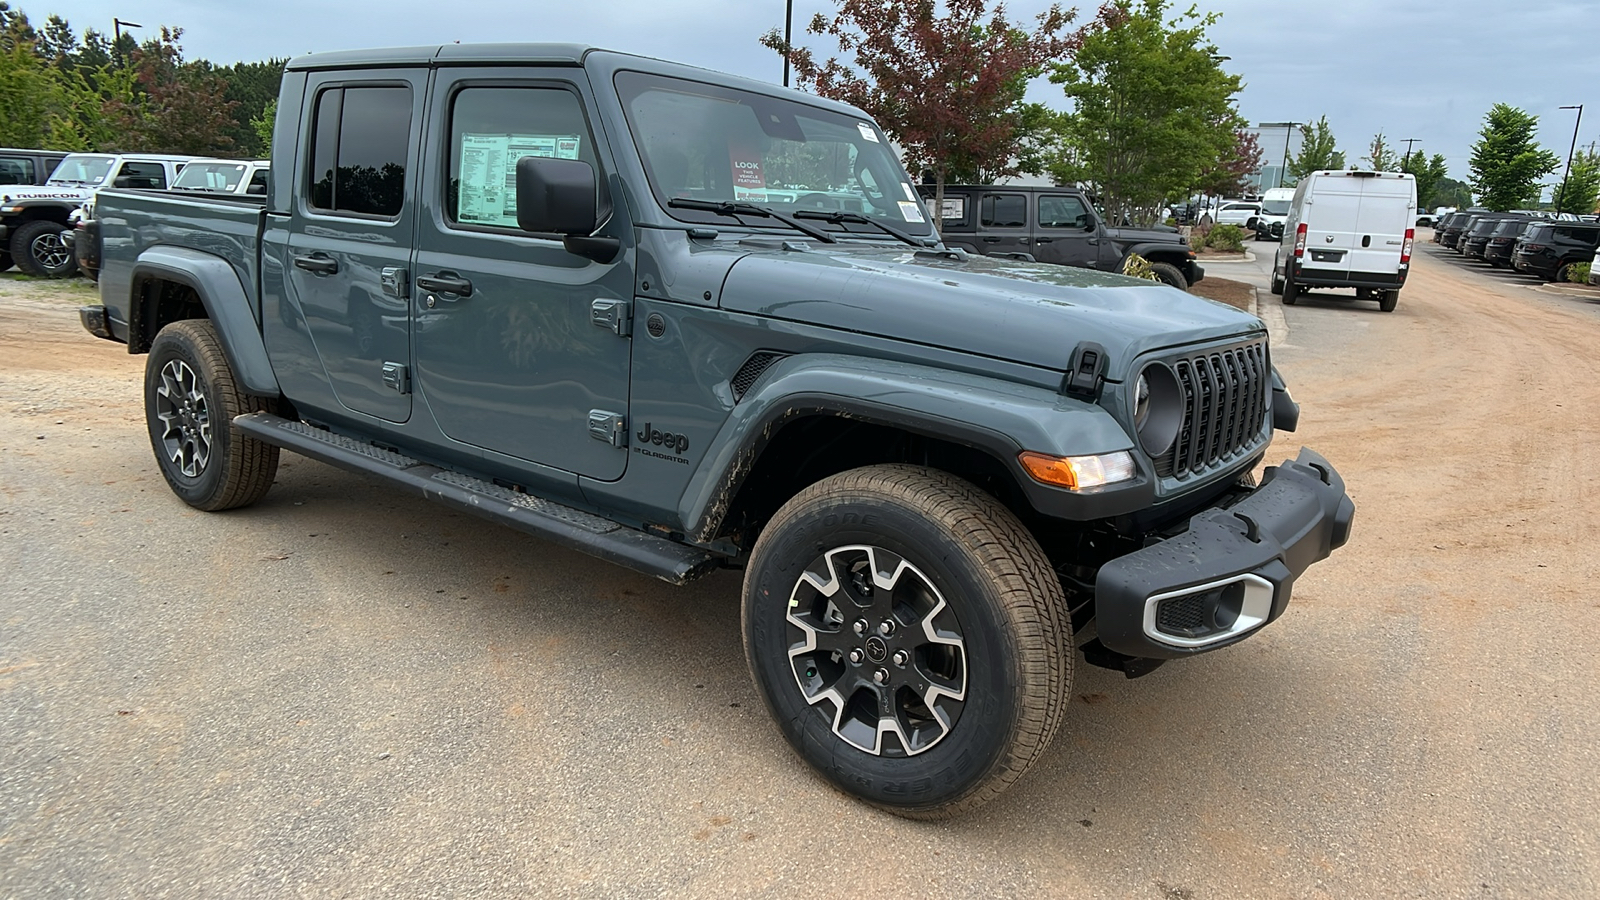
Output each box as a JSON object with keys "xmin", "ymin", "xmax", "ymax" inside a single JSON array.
[{"xmin": 1134, "ymin": 364, "xmax": 1183, "ymax": 457}]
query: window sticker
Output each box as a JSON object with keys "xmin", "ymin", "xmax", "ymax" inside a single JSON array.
[
  {"xmin": 857, "ymin": 122, "xmax": 880, "ymax": 143},
  {"xmin": 729, "ymin": 139, "xmax": 767, "ymax": 202},
  {"xmin": 901, "ymin": 183, "xmax": 918, "ymax": 202},
  {"xmin": 458, "ymin": 133, "xmax": 581, "ymax": 227},
  {"xmin": 941, "ymin": 197, "xmax": 965, "ymax": 220},
  {"xmin": 897, "ymin": 200, "xmax": 925, "ymax": 223}
]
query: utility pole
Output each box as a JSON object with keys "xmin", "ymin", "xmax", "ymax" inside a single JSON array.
[
  {"xmin": 1401, "ymin": 137, "xmax": 1420, "ymax": 171},
  {"xmin": 1556, "ymin": 105, "xmax": 1584, "ymax": 214},
  {"xmin": 112, "ymin": 17, "xmax": 141, "ymax": 67},
  {"xmin": 782, "ymin": 0, "xmax": 794, "ymax": 87}
]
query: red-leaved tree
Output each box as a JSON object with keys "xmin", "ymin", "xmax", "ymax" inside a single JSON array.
[
  {"xmin": 1198, "ymin": 128, "xmax": 1264, "ymax": 199},
  {"xmin": 762, "ymin": 0, "xmax": 1079, "ymax": 231},
  {"xmin": 105, "ymin": 26, "xmax": 237, "ymax": 155}
]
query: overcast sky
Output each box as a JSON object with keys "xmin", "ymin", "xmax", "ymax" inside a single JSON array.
[{"xmin": 30, "ymin": 0, "xmax": 1600, "ymax": 196}]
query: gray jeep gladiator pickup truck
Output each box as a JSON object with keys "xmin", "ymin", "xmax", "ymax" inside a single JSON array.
[{"xmin": 82, "ymin": 43, "xmax": 1354, "ymax": 818}]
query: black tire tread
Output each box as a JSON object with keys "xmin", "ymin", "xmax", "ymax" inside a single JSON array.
[
  {"xmin": 744, "ymin": 464, "xmax": 1071, "ymax": 819},
  {"xmin": 1148, "ymin": 261, "xmax": 1188, "ymax": 291},
  {"xmin": 10, "ymin": 219, "xmax": 75, "ymax": 277},
  {"xmin": 149, "ymin": 319, "xmax": 279, "ymax": 511}
]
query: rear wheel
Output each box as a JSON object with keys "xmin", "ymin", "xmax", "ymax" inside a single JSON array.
[
  {"xmin": 10, "ymin": 219, "xmax": 78, "ymax": 277},
  {"xmin": 1554, "ymin": 263, "xmax": 1573, "ymax": 284},
  {"xmin": 145, "ymin": 319, "xmax": 280, "ymax": 511},
  {"xmin": 1149, "ymin": 261, "xmax": 1188, "ymax": 291},
  {"xmin": 743, "ymin": 465, "xmax": 1071, "ymax": 818},
  {"xmin": 1379, "ymin": 290, "xmax": 1398, "ymax": 312},
  {"xmin": 1282, "ymin": 264, "xmax": 1300, "ymax": 305}
]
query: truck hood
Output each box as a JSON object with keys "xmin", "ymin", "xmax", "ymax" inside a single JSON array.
[
  {"xmin": 0, "ymin": 184, "xmax": 94, "ymax": 206},
  {"xmin": 719, "ymin": 245, "xmax": 1262, "ymax": 378},
  {"xmin": 1104, "ymin": 225, "xmax": 1183, "ymax": 243}
]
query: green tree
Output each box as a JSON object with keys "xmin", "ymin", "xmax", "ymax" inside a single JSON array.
[
  {"xmin": 1362, "ymin": 132, "xmax": 1399, "ymax": 171},
  {"xmin": 1286, "ymin": 115, "xmax": 1344, "ymax": 182},
  {"xmin": 1469, "ymin": 104, "xmax": 1558, "ymax": 211},
  {"xmin": 764, "ymin": 0, "xmax": 1079, "ymax": 229},
  {"xmin": 104, "ymin": 27, "xmax": 238, "ymax": 155},
  {"xmin": 1402, "ymin": 151, "xmax": 1449, "ymax": 209},
  {"xmin": 1552, "ymin": 149, "xmax": 1600, "ymax": 215},
  {"xmin": 1432, "ymin": 176, "xmax": 1473, "ymax": 209},
  {"xmin": 250, "ymin": 98, "xmax": 276, "ymax": 156},
  {"xmin": 217, "ymin": 58, "xmax": 286, "ymax": 156},
  {"xmin": 1048, "ymin": 0, "xmax": 1245, "ymax": 226}
]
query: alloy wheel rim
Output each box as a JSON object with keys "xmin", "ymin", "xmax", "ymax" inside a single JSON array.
[
  {"xmin": 31, "ymin": 232, "xmax": 71, "ymax": 270},
  {"xmin": 154, "ymin": 359, "xmax": 212, "ymax": 477},
  {"xmin": 786, "ymin": 544, "xmax": 968, "ymax": 757}
]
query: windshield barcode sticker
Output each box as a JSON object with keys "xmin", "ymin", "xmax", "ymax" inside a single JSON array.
[
  {"xmin": 897, "ymin": 200, "xmax": 925, "ymax": 223},
  {"xmin": 858, "ymin": 123, "xmax": 879, "ymax": 143}
]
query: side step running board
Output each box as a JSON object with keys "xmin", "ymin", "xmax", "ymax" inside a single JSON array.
[{"xmin": 234, "ymin": 412, "xmax": 721, "ymax": 585}]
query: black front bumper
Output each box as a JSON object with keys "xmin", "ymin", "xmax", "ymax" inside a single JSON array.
[{"xmin": 1094, "ymin": 448, "xmax": 1354, "ymax": 659}]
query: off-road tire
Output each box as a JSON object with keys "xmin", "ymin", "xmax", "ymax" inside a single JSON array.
[
  {"xmin": 743, "ymin": 464, "xmax": 1071, "ymax": 819},
  {"xmin": 10, "ymin": 219, "xmax": 78, "ymax": 277},
  {"xmin": 1379, "ymin": 290, "xmax": 1399, "ymax": 312},
  {"xmin": 144, "ymin": 319, "xmax": 280, "ymax": 511},
  {"xmin": 1149, "ymin": 261, "xmax": 1188, "ymax": 291}
]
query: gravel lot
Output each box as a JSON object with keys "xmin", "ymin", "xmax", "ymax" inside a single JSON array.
[{"xmin": 2, "ymin": 248, "xmax": 1597, "ymax": 898}]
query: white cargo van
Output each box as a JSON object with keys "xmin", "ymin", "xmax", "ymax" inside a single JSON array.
[
  {"xmin": 1271, "ymin": 170, "xmax": 1416, "ymax": 312},
  {"xmin": 1252, "ymin": 186, "xmax": 1296, "ymax": 241}
]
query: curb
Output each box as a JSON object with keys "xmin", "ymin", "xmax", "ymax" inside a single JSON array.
[
  {"xmin": 1531, "ymin": 282, "xmax": 1600, "ymax": 300},
  {"xmin": 1250, "ymin": 283, "xmax": 1291, "ymax": 347}
]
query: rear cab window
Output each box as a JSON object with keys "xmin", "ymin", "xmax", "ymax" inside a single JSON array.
[
  {"xmin": 308, "ymin": 85, "xmax": 413, "ymax": 217},
  {"xmin": 0, "ymin": 157, "xmax": 36, "ymax": 185}
]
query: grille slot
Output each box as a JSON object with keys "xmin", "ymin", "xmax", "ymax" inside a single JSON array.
[
  {"xmin": 730, "ymin": 351, "xmax": 789, "ymax": 401},
  {"xmin": 1153, "ymin": 340, "xmax": 1269, "ymax": 479}
]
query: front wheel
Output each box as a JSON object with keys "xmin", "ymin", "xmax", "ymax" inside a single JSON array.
[
  {"xmin": 1149, "ymin": 261, "xmax": 1188, "ymax": 291},
  {"xmin": 145, "ymin": 319, "xmax": 280, "ymax": 511},
  {"xmin": 742, "ymin": 465, "xmax": 1071, "ymax": 818},
  {"xmin": 10, "ymin": 219, "xmax": 78, "ymax": 277}
]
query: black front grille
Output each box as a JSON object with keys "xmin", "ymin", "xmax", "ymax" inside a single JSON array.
[
  {"xmin": 1154, "ymin": 340, "xmax": 1269, "ymax": 479},
  {"xmin": 730, "ymin": 351, "xmax": 788, "ymax": 401}
]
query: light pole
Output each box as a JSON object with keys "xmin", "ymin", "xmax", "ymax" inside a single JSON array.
[
  {"xmin": 782, "ymin": 0, "xmax": 793, "ymax": 87},
  {"xmin": 1400, "ymin": 137, "xmax": 1420, "ymax": 171},
  {"xmin": 113, "ymin": 17, "xmax": 141, "ymax": 67},
  {"xmin": 1555, "ymin": 104, "xmax": 1583, "ymax": 214}
]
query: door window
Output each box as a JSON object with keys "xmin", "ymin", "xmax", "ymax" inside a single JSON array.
[
  {"xmin": 980, "ymin": 193, "xmax": 1026, "ymax": 228},
  {"xmin": 445, "ymin": 86, "xmax": 598, "ymax": 231},
  {"xmin": 308, "ymin": 85, "xmax": 413, "ymax": 217},
  {"xmin": 0, "ymin": 157, "xmax": 35, "ymax": 184},
  {"xmin": 117, "ymin": 161, "xmax": 169, "ymax": 189},
  {"xmin": 1038, "ymin": 194, "xmax": 1091, "ymax": 229}
]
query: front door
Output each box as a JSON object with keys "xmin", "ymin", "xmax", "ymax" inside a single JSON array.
[
  {"xmin": 283, "ymin": 73, "xmax": 425, "ymax": 423},
  {"xmin": 411, "ymin": 69, "xmax": 633, "ymax": 481},
  {"xmin": 1032, "ymin": 193, "xmax": 1105, "ymax": 268}
]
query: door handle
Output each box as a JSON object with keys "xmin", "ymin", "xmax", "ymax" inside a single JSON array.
[
  {"xmin": 1018, "ymin": 238, "xmax": 1031, "ymax": 244},
  {"xmin": 416, "ymin": 273, "xmax": 473, "ymax": 297},
  {"xmin": 1035, "ymin": 237, "xmax": 1054, "ymax": 243},
  {"xmin": 293, "ymin": 253, "xmax": 339, "ymax": 275},
  {"xmin": 982, "ymin": 236, "xmax": 1003, "ymax": 243}
]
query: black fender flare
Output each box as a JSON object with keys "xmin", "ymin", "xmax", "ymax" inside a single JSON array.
[{"xmin": 130, "ymin": 245, "xmax": 280, "ymax": 396}]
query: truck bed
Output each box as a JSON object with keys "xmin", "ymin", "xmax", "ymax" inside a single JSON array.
[{"xmin": 96, "ymin": 189, "xmax": 268, "ymax": 343}]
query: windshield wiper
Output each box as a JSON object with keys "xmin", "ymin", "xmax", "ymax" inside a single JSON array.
[
  {"xmin": 667, "ymin": 198, "xmax": 836, "ymax": 244},
  {"xmin": 792, "ymin": 209, "xmax": 931, "ymax": 247}
]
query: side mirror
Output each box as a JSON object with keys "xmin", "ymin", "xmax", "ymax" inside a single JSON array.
[{"xmin": 515, "ymin": 156, "xmax": 618, "ymax": 263}]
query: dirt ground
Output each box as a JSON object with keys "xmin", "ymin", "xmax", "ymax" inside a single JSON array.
[
  {"xmin": 2, "ymin": 252, "xmax": 1598, "ymax": 898},
  {"xmin": 1188, "ymin": 274, "xmax": 1254, "ymax": 310}
]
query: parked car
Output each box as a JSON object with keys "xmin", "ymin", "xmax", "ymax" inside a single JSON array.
[
  {"xmin": 1438, "ymin": 209, "xmax": 1487, "ymax": 249},
  {"xmin": 171, "ymin": 158, "xmax": 270, "ymax": 195},
  {"xmin": 80, "ymin": 41, "xmax": 1353, "ymax": 818},
  {"xmin": 1252, "ymin": 187, "xmax": 1295, "ymax": 242},
  {"xmin": 0, "ymin": 148, "xmax": 69, "ymax": 188},
  {"xmin": 1483, "ymin": 218, "xmax": 1540, "ymax": 268},
  {"xmin": 0, "ymin": 152, "xmax": 192, "ymax": 276},
  {"xmin": 1216, "ymin": 200, "xmax": 1262, "ymax": 230},
  {"xmin": 1511, "ymin": 221, "xmax": 1600, "ymax": 281},
  {"xmin": 924, "ymin": 184, "xmax": 1203, "ymax": 289},
  {"xmin": 1414, "ymin": 211, "xmax": 1436, "ymax": 228},
  {"xmin": 1589, "ymin": 245, "xmax": 1600, "ymax": 285},
  {"xmin": 1461, "ymin": 214, "xmax": 1522, "ymax": 260},
  {"xmin": 1271, "ymin": 169, "xmax": 1416, "ymax": 312}
]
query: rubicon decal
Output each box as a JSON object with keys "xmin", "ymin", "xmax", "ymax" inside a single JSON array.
[{"xmin": 635, "ymin": 422, "xmax": 689, "ymax": 454}]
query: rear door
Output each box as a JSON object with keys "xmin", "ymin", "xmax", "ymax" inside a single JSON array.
[
  {"xmin": 1301, "ymin": 175, "xmax": 1361, "ymax": 277},
  {"xmin": 409, "ymin": 67, "xmax": 633, "ymax": 481},
  {"xmin": 976, "ymin": 191, "xmax": 1031, "ymax": 257},
  {"xmin": 282, "ymin": 72, "xmax": 426, "ymax": 424},
  {"xmin": 1349, "ymin": 175, "xmax": 1414, "ymax": 276}
]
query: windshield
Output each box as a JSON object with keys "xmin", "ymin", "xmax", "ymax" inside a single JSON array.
[
  {"xmin": 47, "ymin": 154, "xmax": 115, "ymax": 186},
  {"xmin": 1260, "ymin": 200, "xmax": 1291, "ymax": 215},
  {"xmin": 173, "ymin": 162, "xmax": 249, "ymax": 192},
  {"xmin": 615, "ymin": 71, "xmax": 933, "ymax": 237}
]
